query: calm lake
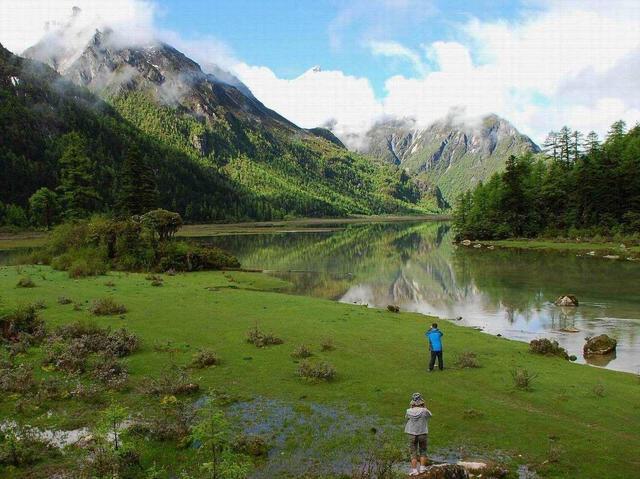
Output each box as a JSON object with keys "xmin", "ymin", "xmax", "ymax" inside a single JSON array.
[{"xmin": 191, "ymin": 220, "xmax": 640, "ymax": 374}]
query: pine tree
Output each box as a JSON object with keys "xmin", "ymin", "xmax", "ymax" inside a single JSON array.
[
  {"xmin": 542, "ymin": 131, "xmax": 559, "ymax": 160},
  {"xmin": 558, "ymin": 126, "xmax": 572, "ymax": 163},
  {"xmin": 607, "ymin": 120, "xmax": 627, "ymax": 141},
  {"xmin": 57, "ymin": 132, "xmax": 101, "ymax": 218},
  {"xmin": 117, "ymin": 143, "xmax": 158, "ymax": 216},
  {"xmin": 571, "ymin": 130, "xmax": 583, "ymax": 162},
  {"xmin": 585, "ymin": 131, "xmax": 600, "ymax": 153}
]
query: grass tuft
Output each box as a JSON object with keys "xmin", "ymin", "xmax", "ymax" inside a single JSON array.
[
  {"xmin": 297, "ymin": 360, "xmax": 336, "ymax": 381},
  {"xmin": 89, "ymin": 298, "xmax": 128, "ymax": 316}
]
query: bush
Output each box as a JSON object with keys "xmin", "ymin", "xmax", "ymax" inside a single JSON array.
[
  {"xmin": 233, "ymin": 435, "xmax": 269, "ymax": 456},
  {"xmin": 190, "ymin": 349, "xmax": 220, "ymax": 368},
  {"xmin": 16, "ymin": 276, "xmax": 35, "ymax": 288},
  {"xmin": 57, "ymin": 296, "xmax": 73, "ymax": 305},
  {"xmin": 529, "ymin": 338, "xmax": 569, "ymax": 360},
  {"xmin": 0, "ymin": 304, "xmax": 45, "ymax": 341},
  {"xmin": 511, "ymin": 368, "xmax": 538, "ymax": 391},
  {"xmin": 246, "ymin": 325, "xmax": 283, "ymax": 348},
  {"xmin": 0, "ymin": 360, "xmax": 35, "ymax": 393},
  {"xmin": 105, "ymin": 328, "xmax": 140, "ymax": 357},
  {"xmin": 141, "ymin": 366, "xmax": 199, "ymax": 395},
  {"xmin": 291, "ymin": 344, "xmax": 313, "ymax": 359},
  {"xmin": 454, "ymin": 351, "xmax": 480, "ymax": 368},
  {"xmin": 132, "ymin": 397, "xmax": 196, "ymax": 441},
  {"xmin": 297, "ymin": 360, "xmax": 336, "ymax": 381},
  {"xmin": 89, "ymin": 298, "xmax": 128, "ymax": 316},
  {"xmin": 68, "ymin": 257, "xmax": 108, "ymax": 278},
  {"xmin": 43, "ymin": 337, "xmax": 89, "ymax": 374},
  {"xmin": 54, "ymin": 322, "xmax": 139, "ymax": 357},
  {"xmin": 157, "ymin": 241, "xmax": 240, "ymax": 272},
  {"xmin": 91, "ymin": 355, "xmax": 128, "ymax": 389},
  {"xmin": 320, "ymin": 338, "xmax": 335, "ymax": 351},
  {"xmin": 0, "ymin": 425, "xmax": 55, "ymax": 466},
  {"xmin": 34, "ymin": 215, "xmax": 240, "ymax": 274}
]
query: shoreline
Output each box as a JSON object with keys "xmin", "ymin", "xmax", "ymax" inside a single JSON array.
[{"xmin": 458, "ymin": 238, "xmax": 640, "ymax": 260}]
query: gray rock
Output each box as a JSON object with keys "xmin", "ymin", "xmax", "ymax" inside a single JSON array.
[
  {"xmin": 583, "ymin": 334, "xmax": 617, "ymax": 356},
  {"xmin": 555, "ymin": 295, "xmax": 579, "ymax": 307}
]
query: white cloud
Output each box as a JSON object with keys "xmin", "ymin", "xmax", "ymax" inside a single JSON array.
[
  {"xmin": 237, "ymin": 0, "xmax": 640, "ymax": 145},
  {"xmin": 368, "ymin": 40, "xmax": 425, "ymax": 74},
  {"xmin": 232, "ymin": 63, "xmax": 382, "ymax": 148},
  {"xmin": 1, "ymin": 0, "xmax": 638, "ymax": 146},
  {"xmin": 0, "ymin": 0, "xmax": 157, "ymax": 54}
]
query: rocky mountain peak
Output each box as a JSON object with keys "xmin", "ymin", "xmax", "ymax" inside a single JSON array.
[{"xmin": 361, "ymin": 114, "xmax": 540, "ymax": 202}]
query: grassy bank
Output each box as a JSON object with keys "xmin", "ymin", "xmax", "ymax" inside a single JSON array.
[
  {"xmin": 475, "ymin": 238, "xmax": 640, "ymax": 260},
  {"xmin": 1, "ymin": 266, "xmax": 639, "ymax": 478},
  {"xmin": 0, "ymin": 232, "xmax": 48, "ymax": 251}
]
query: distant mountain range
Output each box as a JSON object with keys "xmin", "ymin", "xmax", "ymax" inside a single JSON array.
[{"xmin": 359, "ymin": 115, "xmax": 540, "ymax": 203}]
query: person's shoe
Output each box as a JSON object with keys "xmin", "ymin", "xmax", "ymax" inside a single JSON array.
[
  {"xmin": 419, "ymin": 465, "xmax": 428, "ymax": 473},
  {"xmin": 409, "ymin": 469, "xmax": 419, "ymax": 476}
]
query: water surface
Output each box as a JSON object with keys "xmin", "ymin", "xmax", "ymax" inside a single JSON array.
[{"xmin": 195, "ymin": 221, "xmax": 640, "ymax": 373}]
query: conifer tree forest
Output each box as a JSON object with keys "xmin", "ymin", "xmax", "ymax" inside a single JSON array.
[{"xmin": 453, "ymin": 121, "xmax": 640, "ymax": 240}]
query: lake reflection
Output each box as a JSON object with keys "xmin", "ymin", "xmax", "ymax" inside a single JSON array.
[{"xmin": 192, "ymin": 221, "xmax": 640, "ymax": 373}]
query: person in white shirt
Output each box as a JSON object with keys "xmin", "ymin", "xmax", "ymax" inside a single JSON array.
[{"xmin": 404, "ymin": 392, "xmax": 432, "ymax": 476}]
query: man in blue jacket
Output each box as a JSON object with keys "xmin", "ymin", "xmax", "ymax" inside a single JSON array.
[{"xmin": 426, "ymin": 323, "xmax": 444, "ymax": 371}]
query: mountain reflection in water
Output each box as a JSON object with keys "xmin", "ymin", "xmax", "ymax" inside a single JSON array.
[{"xmin": 194, "ymin": 221, "xmax": 640, "ymax": 373}]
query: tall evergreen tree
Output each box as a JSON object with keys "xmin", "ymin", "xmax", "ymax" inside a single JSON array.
[
  {"xmin": 57, "ymin": 132, "xmax": 101, "ymax": 218},
  {"xmin": 117, "ymin": 143, "xmax": 158, "ymax": 216}
]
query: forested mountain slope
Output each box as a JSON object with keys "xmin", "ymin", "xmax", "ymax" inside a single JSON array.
[
  {"xmin": 0, "ymin": 21, "xmax": 438, "ymax": 224},
  {"xmin": 361, "ymin": 115, "xmax": 540, "ymax": 204}
]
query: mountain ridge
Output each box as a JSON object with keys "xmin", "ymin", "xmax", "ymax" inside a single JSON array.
[{"xmin": 358, "ymin": 114, "xmax": 541, "ymax": 202}]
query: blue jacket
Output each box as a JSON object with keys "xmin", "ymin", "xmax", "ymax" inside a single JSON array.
[{"xmin": 426, "ymin": 328, "xmax": 443, "ymax": 351}]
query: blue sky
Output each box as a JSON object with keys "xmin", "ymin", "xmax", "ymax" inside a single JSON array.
[
  {"xmin": 154, "ymin": 0, "xmax": 530, "ymax": 97},
  {"xmin": 1, "ymin": 0, "xmax": 639, "ymax": 145}
]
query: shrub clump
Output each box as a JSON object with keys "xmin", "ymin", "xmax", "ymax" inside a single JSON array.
[
  {"xmin": 91, "ymin": 355, "xmax": 128, "ymax": 389},
  {"xmin": 529, "ymin": 338, "xmax": 569, "ymax": 360},
  {"xmin": 0, "ymin": 425, "xmax": 56, "ymax": 467},
  {"xmin": 140, "ymin": 366, "xmax": 200, "ymax": 396},
  {"xmin": 291, "ymin": 344, "xmax": 313, "ymax": 359},
  {"xmin": 246, "ymin": 325, "xmax": 283, "ymax": 348},
  {"xmin": 0, "ymin": 304, "xmax": 45, "ymax": 342},
  {"xmin": 57, "ymin": 296, "xmax": 73, "ymax": 305},
  {"xmin": 55, "ymin": 322, "xmax": 140, "ymax": 357},
  {"xmin": 233, "ymin": 435, "xmax": 269, "ymax": 457},
  {"xmin": 297, "ymin": 360, "xmax": 336, "ymax": 381},
  {"xmin": 0, "ymin": 360, "xmax": 35, "ymax": 393},
  {"xmin": 89, "ymin": 298, "xmax": 128, "ymax": 316},
  {"xmin": 511, "ymin": 368, "xmax": 538, "ymax": 391},
  {"xmin": 320, "ymin": 338, "xmax": 335, "ymax": 351},
  {"xmin": 33, "ymin": 212, "xmax": 239, "ymax": 276},
  {"xmin": 16, "ymin": 276, "xmax": 35, "ymax": 288},
  {"xmin": 189, "ymin": 349, "xmax": 220, "ymax": 368},
  {"xmin": 454, "ymin": 351, "xmax": 480, "ymax": 368}
]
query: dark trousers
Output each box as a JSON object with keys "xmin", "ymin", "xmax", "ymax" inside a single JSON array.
[{"xmin": 429, "ymin": 350, "xmax": 443, "ymax": 370}]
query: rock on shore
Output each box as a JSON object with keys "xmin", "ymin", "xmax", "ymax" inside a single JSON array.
[{"xmin": 583, "ymin": 334, "xmax": 617, "ymax": 356}]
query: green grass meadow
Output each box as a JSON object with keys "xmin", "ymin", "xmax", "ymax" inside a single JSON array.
[{"xmin": 1, "ymin": 265, "xmax": 639, "ymax": 478}]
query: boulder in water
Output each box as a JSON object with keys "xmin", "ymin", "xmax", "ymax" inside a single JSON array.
[
  {"xmin": 583, "ymin": 334, "xmax": 617, "ymax": 356},
  {"xmin": 461, "ymin": 239, "xmax": 472, "ymax": 246},
  {"xmin": 555, "ymin": 295, "xmax": 579, "ymax": 307}
]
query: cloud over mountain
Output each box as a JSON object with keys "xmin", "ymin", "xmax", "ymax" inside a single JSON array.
[{"xmin": 2, "ymin": 0, "xmax": 639, "ymax": 147}]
